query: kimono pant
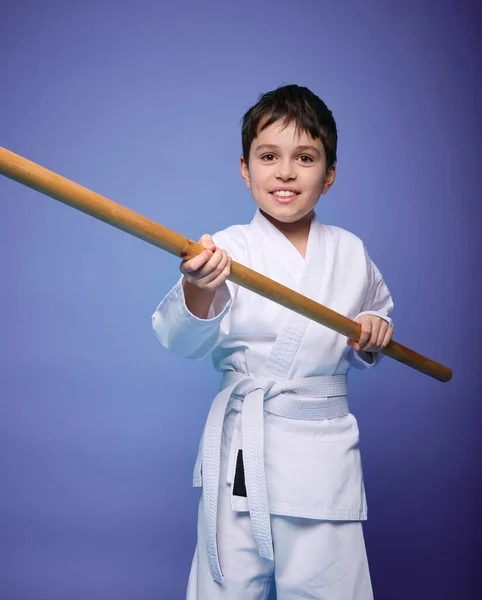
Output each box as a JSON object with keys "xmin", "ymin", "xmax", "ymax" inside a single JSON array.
[{"xmin": 186, "ymin": 416, "xmax": 374, "ymax": 600}]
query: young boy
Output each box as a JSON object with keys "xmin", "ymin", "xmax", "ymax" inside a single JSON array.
[{"xmin": 152, "ymin": 85, "xmax": 394, "ymax": 599}]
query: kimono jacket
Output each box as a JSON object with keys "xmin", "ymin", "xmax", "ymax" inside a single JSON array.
[{"xmin": 152, "ymin": 208, "xmax": 394, "ymax": 582}]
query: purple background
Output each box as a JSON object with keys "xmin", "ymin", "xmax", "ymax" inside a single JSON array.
[{"xmin": 1, "ymin": 1, "xmax": 481, "ymax": 598}]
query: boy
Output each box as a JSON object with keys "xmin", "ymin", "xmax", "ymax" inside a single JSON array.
[{"xmin": 152, "ymin": 85, "xmax": 394, "ymax": 599}]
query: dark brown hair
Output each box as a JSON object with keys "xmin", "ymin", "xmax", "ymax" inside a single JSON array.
[{"xmin": 241, "ymin": 84, "xmax": 338, "ymax": 169}]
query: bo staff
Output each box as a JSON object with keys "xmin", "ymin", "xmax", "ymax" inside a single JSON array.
[{"xmin": 0, "ymin": 146, "xmax": 452, "ymax": 383}]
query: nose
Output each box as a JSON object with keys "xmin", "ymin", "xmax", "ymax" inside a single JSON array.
[{"xmin": 275, "ymin": 159, "xmax": 296, "ymax": 181}]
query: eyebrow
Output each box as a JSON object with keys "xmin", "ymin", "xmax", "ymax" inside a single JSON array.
[{"xmin": 254, "ymin": 144, "xmax": 321, "ymax": 156}]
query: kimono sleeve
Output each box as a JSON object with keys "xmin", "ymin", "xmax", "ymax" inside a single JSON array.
[
  {"xmin": 350, "ymin": 249, "xmax": 394, "ymax": 370},
  {"xmin": 151, "ymin": 231, "xmax": 238, "ymax": 360}
]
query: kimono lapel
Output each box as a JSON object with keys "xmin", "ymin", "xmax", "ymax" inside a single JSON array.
[
  {"xmin": 258, "ymin": 211, "xmax": 326, "ymax": 380},
  {"xmin": 252, "ymin": 209, "xmax": 304, "ymax": 287}
]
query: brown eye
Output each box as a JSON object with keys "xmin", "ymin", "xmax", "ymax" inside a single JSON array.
[
  {"xmin": 261, "ymin": 154, "xmax": 276, "ymax": 161},
  {"xmin": 299, "ymin": 155, "xmax": 314, "ymax": 163}
]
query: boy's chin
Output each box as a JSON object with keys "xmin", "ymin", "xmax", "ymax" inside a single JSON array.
[{"xmin": 257, "ymin": 206, "xmax": 315, "ymax": 225}]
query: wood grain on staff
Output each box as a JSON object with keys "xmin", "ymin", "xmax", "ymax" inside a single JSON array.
[{"xmin": 0, "ymin": 146, "xmax": 452, "ymax": 383}]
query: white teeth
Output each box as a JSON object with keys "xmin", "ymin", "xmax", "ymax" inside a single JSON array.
[{"xmin": 273, "ymin": 190, "xmax": 297, "ymax": 197}]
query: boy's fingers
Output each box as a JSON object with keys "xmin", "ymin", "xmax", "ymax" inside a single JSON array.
[
  {"xmin": 347, "ymin": 338, "xmax": 357, "ymax": 350},
  {"xmin": 195, "ymin": 250, "xmax": 229, "ymax": 285},
  {"xmin": 347, "ymin": 338, "xmax": 362, "ymax": 352},
  {"xmin": 351, "ymin": 318, "xmax": 392, "ymax": 353},
  {"xmin": 209, "ymin": 256, "xmax": 232, "ymax": 288},
  {"xmin": 213, "ymin": 255, "xmax": 232, "ymax": 285},
  {"xmin": 198, "ymin": 234, "xmax": 216, "ymax": 251},
  {"xmin": 382, "ymin": 327, "xmax": 393, "ymax": 348},
  {"xmin": 364, "ymin": 320, "xmax": 382, "ymax": 351},
  {"xmin": 180, "ymin": 249, "xmax": 213, "ymax": 273},
  {"xmin": 182, "ymin": 249, "xmax": 228, "ymax": 287},
  {"xmin": 200, "ymin": 248, "xmax": 226, "ymax": 277},
  {"xmin": 193, "ymin": 252, "xmax": 231, "ymax": 290},
  {"xmin": 376, "ymin": 323, "xmax": 389, "ymax": 347},
  {"xmin": 181, "ymin": 235, "xmax": 219, "ymax": 273},
  {"xmin": 357, "ymin": 324, "xmax": 371, "ymax": 349}
]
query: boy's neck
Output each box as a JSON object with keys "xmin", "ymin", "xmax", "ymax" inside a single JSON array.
[{"xmin": 260, "ymin": 209, "xmax": 313, "ymax": 258}]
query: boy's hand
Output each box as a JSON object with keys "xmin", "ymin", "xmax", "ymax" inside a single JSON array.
[
  {"xmin": 180, "ymin": 234, "xmax": 231, "ymax": 292},
  {"xmin": 347, "ymin": 314, "xmax": 393, "ymax": 353}
]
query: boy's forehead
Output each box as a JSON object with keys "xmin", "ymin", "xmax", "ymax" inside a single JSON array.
[{"xmin": 253, "ymin": 119, "xmax": 321, "ymax": 149}]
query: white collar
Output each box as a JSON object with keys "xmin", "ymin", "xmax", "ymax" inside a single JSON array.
[{"xmin": 250, "ymin": 208, "xmax": 325, "ymax": 290}]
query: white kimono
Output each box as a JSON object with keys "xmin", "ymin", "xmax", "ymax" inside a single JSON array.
[{"xmin": 152, "ymin": 209, "xmax": 394, "ymax": 587}]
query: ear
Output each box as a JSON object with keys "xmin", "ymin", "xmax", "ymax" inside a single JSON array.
[
  {"xmin": 240, "ymin": 155, "xmax": 251, "ymax": 189},
  {"xmin": 321, "ymin": 165, "xmax": 336, "ymax": 195}
]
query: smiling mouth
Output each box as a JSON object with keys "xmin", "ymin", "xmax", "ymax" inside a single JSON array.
[
  {"xmin": 271, "ymin": 191, "xmax": 300, "ymax": 199},
  {"xmin": 270, "ymin": 190, "xmax": 300, "ymax": 204}
]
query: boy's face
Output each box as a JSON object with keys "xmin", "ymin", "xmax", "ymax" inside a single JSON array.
[{"xmin": 240, "ymin": 119, "xmax": 335, "ymax": 225}]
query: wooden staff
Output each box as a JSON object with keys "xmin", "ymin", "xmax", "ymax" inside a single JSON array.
[{"xmin": 0, "ymin": 146, "xmax": 452, "ymax": 382}]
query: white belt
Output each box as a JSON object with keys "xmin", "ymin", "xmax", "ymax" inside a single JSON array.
[{"xmin": 193, "ymin": 371, "xmax": 349, "ymax": 584}]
